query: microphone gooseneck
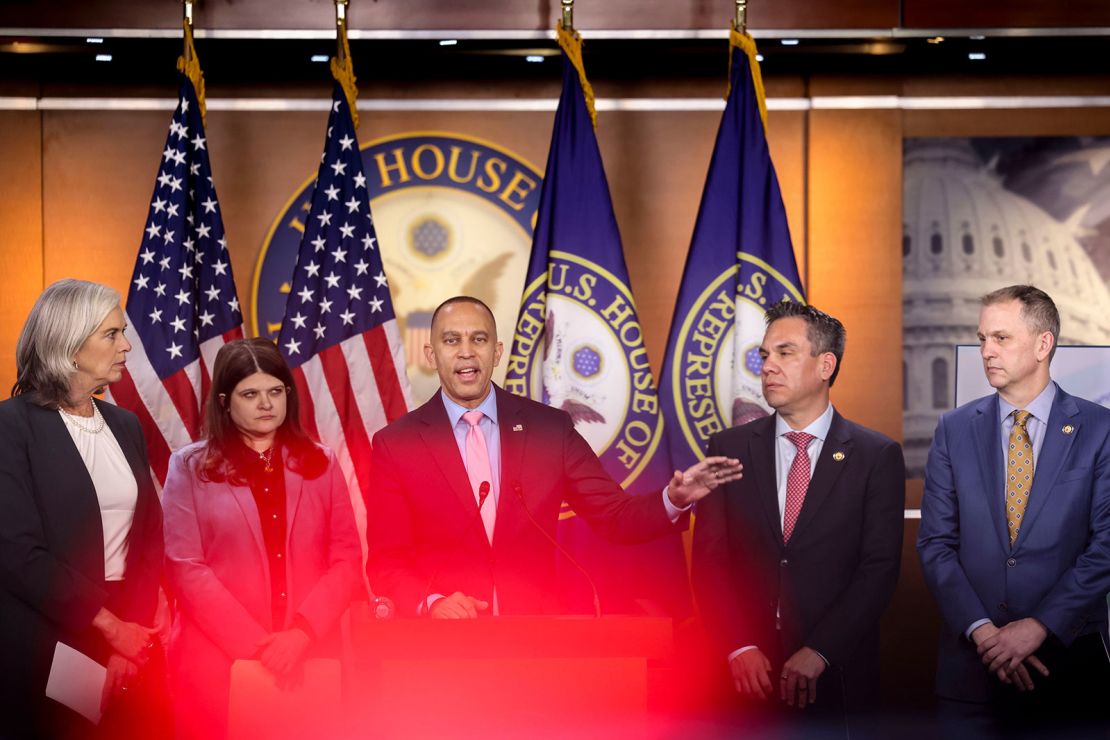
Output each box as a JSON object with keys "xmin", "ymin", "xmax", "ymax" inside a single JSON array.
[{"xmin": 512, "ymin": 481, "xmax": 602, "ymax": 618}]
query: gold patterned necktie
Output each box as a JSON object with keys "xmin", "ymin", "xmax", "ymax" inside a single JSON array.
[{"xmin": 1005, "ymin": 410, "xmax": 1034, "ymax": 546}]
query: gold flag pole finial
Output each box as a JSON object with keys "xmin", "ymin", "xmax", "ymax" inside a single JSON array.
[
  {"xmin": 561, "ymin": 0, "xmax": 574, "ymax": 32},
  {"xmin": 335, "ymin": 0, "xmax": 348, "ymax": 62},
  {"xmin": 735, "ymin": 0, "xmax": 747, "ymax": 34},
  {"xmin": 330, "ymin": 0, "xmax": 359, "ymax": 128},
  {"xmin": 178, "ymin": 0, "xmax": 206, "ymax": 124},
  {"xmin": 183, "ymin": 0, "xmax": 194, "ymax": 61}
]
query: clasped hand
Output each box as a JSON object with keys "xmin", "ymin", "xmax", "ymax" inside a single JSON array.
[
  {"xmin": 257, "ymin": 628, "xmax": 313, "ymax": 690},
  {"xmin": 972, "ymin": 619, "xmax": 1050, "ymax": 691},
  {"xmin": 729, "ymin": 646, "xmax": 825, "ymax": 709}
]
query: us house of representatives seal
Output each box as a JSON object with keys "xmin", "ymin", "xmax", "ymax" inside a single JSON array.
[
  {"xmin": 255, "ymin": 132, "xmax": 542, "ymax": 403},
  {"xmin": 667, "ymin": 253, "xmax": 804, "ymax": 462}
]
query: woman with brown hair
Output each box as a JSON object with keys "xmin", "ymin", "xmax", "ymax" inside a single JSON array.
[{"xmin": 162, "ymin": 338, "xmax": 361, "ymax": 740}]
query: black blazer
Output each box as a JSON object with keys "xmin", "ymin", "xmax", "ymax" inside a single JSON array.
[
  {"xmin": 0, "ymin": 394, "xmax": 162, "ymax": 724},
  {"xmin": 692, "ymin": 410, "xmax": 905, "ymax": 702}
]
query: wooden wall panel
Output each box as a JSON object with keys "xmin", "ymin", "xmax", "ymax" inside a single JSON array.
[
  {"xmin": 769, "ymin": 111, "xmax": 809, "ymax": 286},
  {"xmin": 41, "ymin": 111, "xmax": 168, "ymax": 298},
  {"xmin": 806, "ymin": 107, "xmax": 904, "ymax": 442},
  {"xmin": 0, "ymin": 112, "xmax": 44, "ymax": 397},
  {"xmin": 598, "ymin": 108, "xmax": 807, "ymax": 376},
  {"xmin": 0, "ymin": 0, "xmax": 899, "ymax": 32},
  {"xmin": 904, "ymin": 0, "xmax": 1110, "ymax": 29},
  {"xmin": 904, "ymin": 107, "xmax": 1110, "ymax": 138}
]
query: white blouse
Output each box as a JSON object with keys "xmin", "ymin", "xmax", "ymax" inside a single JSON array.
[{"xmin": 59, "ymin": 409, "xmax": 138, "ymax": 581}]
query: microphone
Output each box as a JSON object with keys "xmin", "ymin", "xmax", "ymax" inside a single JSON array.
[
  {"xmin": 417, "ymin": 481, "xmax": 491, "ymax": 615},
  {"xmin": 511, "ymin": 481, "xmax": 602, "ymax": 618}
]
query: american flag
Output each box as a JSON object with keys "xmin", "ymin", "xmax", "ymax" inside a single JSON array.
[
  {"xmin": 277, "ymin": 82, "xmax": 411, "ymax": 556},
  {"xmin": 106, "ymin": 73, "xmax": 243, "ymax": 484}
]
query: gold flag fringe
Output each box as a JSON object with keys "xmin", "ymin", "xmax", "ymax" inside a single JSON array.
[
  {"xmin": 330, "ymin": 29, "xmax": 360, "ymax": 129},
  {"xmin": 176, "ymin": 19, "xmax": 207, "ymax": 127},
  {"xmin": 556, "ymin": 20, "xmax": 597, "ymax": 130},
  {"xmin": 727, "ymin": 24, "xmax": 768, "ymax": 131}
]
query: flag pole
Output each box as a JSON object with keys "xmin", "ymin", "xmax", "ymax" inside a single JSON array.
[
  {"xmin": 178, "ymin": 0, "xmax": 206, "ymax": 125},
  {"xmin": 555, "ymin": 3, "xmax": 596, "ymax": 130},
  {"xmin": 727, "ymin": 2, "xmax": 766, "ymax": 129},
  {"xmin": 331, "ymin": 0, "xmax": 359, "ymax": 128},
  {"xmin": 182, "ymin": 0, "xmax": 194, "ymax": 61}
]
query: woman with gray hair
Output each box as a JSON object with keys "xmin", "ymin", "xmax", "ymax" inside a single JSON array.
[{"xmin": 0, "ymin": 279, "xmax": 166, "ymax": 738}]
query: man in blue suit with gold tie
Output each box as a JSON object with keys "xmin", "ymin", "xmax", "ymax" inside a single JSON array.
[{"xmin": 918, "ymin": 285, "xmax": 1110, "ymax": 737}]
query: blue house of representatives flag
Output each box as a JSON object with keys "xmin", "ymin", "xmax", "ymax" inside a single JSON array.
[
  {"xmin": 659, "ymin": 28, "xmax": 805, "ymax": 472},
  {"xmin": 505, "ymin": 23, "xmax": 689, "ymax": 616}
]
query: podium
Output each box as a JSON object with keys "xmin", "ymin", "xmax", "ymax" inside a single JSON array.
[{"xmin": 348, "ymin": 608, "xmax": 673, "ymax": 737}]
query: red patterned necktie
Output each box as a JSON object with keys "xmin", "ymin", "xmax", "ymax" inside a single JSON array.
[{"xmin": 783, "ymin": 431, "xmax": 815, "ymax": 544}]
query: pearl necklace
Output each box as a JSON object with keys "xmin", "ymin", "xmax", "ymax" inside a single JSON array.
[{"xmin": 60, "ymin": 403, "xmax": 106, "ymax": 434}]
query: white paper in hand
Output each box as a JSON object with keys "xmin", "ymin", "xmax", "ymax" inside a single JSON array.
[{"xmin": 45, "ymin": 642, "xmax": 106, "ymax": 724}]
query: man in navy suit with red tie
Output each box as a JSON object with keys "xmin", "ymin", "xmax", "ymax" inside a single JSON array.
[
  {"xmin": 365, "ymin": 296, "xmax": 742, "ymax": 617},
  {"xmin": 692, "ymin": 301, "xmax": 906, "ymax": 736},
  {"xmin": 918, "ymin": 285, "xmax": 1110, "ymax": 737}
]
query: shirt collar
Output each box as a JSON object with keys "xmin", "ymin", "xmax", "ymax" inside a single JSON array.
[
  {"xmin": 998, "ymin": 380, "xmax": 1056, "ymax": 425},
  {"xmin": 775, "ymin": 402, "xmax": 835, "ymax": 442},
  {"xmin": 441, "ymin": 384, "xmax": 500, "ymax": 429}
]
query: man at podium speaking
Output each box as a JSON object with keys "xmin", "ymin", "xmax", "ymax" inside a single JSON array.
[{"xmin": 365, "ymin": 296, "xmax": 741, "ymax": 617}]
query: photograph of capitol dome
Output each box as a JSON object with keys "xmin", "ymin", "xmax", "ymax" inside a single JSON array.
[{"xmin": 902, "ymin": 136, "xmax": 1110, "ymax": 478}]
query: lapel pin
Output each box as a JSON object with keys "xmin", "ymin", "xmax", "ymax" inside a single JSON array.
[
  {"xmin": 513, "ymin": 424, "xmax": 524, "ymax": 432},
  {"xmin": 1062, "ymin": 424, "xmax": 1074, "ymax": 435},
  {"xmin": 832, "ymin": 451, "xmax": 846, "ymax": 462}
]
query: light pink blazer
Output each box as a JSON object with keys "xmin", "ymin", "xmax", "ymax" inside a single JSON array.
[{"xmin": 163, "ymin": 441, "xmax": 361, "ymax": 740}]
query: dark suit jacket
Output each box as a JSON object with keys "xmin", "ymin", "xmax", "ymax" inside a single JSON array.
[
  {"xmin": 692, "ymin": 410, "xmax": 905, "ymax": 704},
  {"xmin": 917, "ymin": 386, "xmax": 1110, "ymax": 702},
  {"xmin": 365, "ymin": 385, "xmax": 676, "ymax": 615},
  {"xmin": 0, "ymin": 395, "xmax": 162, "ymax": 725}
]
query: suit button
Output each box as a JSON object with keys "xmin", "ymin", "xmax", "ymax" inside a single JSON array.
[
  {"xmin": 998, "ymin": 602, "xmax": 1008, "ymax": 611},
  {"xmin": 1006, "ymin": 558, "xmax": 1016, "ymax": 567},
  {"xmin": 780, "ymin": 559, "xmax": 788, "ymax": 567}
]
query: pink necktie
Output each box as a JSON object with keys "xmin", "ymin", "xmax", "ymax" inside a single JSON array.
[
  {"xmin": 462, "ymin": 411, "xmax": 495, "ymax": 542},
  {"xmin": 783, "ymin": 431, "xmax": 815, "ymax": 544}
]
